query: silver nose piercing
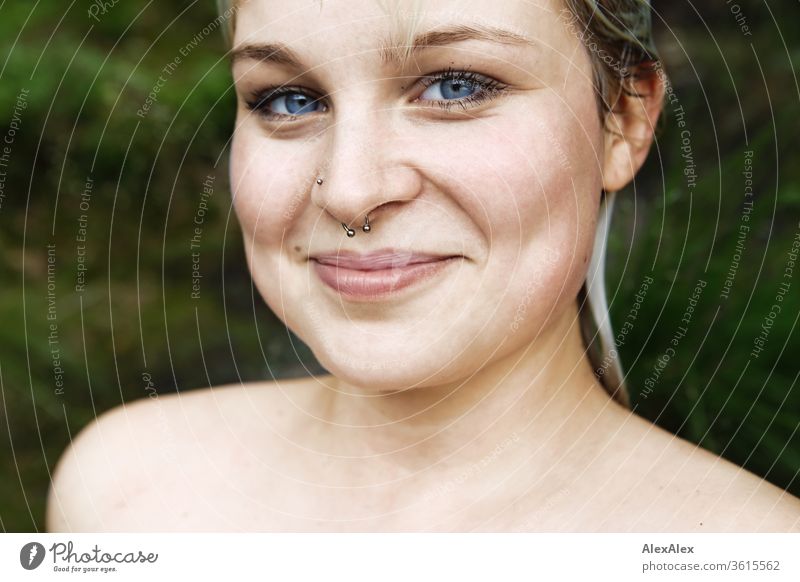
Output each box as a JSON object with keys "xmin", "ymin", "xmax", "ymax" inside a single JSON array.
[{"xmin": 316, "ymin": 176, "xmax": 372, "ymax": 237}]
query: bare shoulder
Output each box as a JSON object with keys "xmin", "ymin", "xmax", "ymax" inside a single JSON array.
[
  {"xmin": 605, "ymin": 408, "xmax": 800, "ymax": 532},
  {"xmin": 46, "ymin": 375, "xmax": 320, "ymax": 532}
]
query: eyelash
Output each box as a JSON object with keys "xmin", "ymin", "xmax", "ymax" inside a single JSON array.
[{"xmin": 244, "ymin": 66, "xmax": 510, "ymax": 121}]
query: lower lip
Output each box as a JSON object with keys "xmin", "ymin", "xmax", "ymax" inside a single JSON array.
[{"xmin": 311, "ymin": 257, "xmax": 461, "ymax": 301}]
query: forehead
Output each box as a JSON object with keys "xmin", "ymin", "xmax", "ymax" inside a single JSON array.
[{"xmin": 232, "ymin": 0, "xmax": 567, "ymax": 63}]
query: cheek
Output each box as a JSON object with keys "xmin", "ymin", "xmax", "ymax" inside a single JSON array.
[
  {"xmin": 451, "ymin": 94, "xmax": 603, "ymax": 322},
  {"xmin": 230, "ymin": 128, "xmax": 309, "ymax": 246},
  {"xmin": 451, "ymin": 93, "xmax": 603, "ymax": 252}
]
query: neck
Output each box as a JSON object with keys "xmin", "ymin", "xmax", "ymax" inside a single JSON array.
[{"xmin": 318, "ymin": 301, "xmax": 622, "ymax": 473}]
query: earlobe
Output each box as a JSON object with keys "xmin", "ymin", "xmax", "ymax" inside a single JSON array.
[{"xmin": 601, "ymin": 66, "xmax": 665, "ymax": 192}]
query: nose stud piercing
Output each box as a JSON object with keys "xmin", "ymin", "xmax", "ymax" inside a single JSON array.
[{"xmin": 316, "ymin": 176, "xmax": 372, "ymax": 237}]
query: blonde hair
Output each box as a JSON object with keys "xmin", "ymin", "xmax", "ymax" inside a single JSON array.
[{"xmin": 216, "ymin": 0, "xmax": 662, "ymax": 408}]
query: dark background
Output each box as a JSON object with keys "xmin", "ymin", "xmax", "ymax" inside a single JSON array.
[{"xmin": 0, "ymin": 0, "xmax": 798, "ymax": 531}]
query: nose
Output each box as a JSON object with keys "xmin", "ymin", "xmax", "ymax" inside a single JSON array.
[{"xmin": 311, "ymin": 105, "xmax": 421, "ymax": 230}]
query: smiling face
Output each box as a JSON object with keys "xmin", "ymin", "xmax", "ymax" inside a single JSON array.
[{"xmin": 228, "ymin": 0, "xmax": 613, "ymax": 390}]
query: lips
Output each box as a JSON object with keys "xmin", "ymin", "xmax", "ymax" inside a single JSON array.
[
  {"xmin": 309, "ymin": 249, "xmax": 462, "ymax": 300},
  {"xmin": 311, "ymin": 249, "xmax": 458, "ymax": 270}
]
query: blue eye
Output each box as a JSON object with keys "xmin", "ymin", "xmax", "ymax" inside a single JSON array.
[
  {"xmin": 245, "ymin": 67, "xmax": 508, "ymax": 120},
  {"xmin": 416, "ymin": 68, "xmax": 509, "ymax": 112},
  {"xmin": 270, "ymin": 92, "xmax": 325, "ymax": 115},
  {"xmin": 246, "ymin": 89, "xmax": 326, "ymax": 119},
  {"xmin": 420, "ymin": 75, "xmax": 482, "ymax": 100}
]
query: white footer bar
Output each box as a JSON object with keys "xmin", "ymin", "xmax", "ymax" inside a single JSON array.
[{"xmin": 2, "ymin": 533, "xmax": 798, "ymax": 581}]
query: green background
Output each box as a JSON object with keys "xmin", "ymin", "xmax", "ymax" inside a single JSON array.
[{"xmin": 0, "ymin": 0, "xmax": 798, "ymax": 531}]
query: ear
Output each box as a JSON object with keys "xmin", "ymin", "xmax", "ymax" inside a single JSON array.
[{"xmin": 601, "ymin": 65, "xmax": 665, "ymax": 192}]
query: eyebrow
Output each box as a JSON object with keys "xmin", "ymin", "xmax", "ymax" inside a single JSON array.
[{"xmin": 229, "ymin": 23, "xmax": 537, "ymax": 69}]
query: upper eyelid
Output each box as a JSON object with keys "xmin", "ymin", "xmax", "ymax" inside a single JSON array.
[
  {"xmin": 419, "ymin": 68, "xmax": 499, "ymax": 87},
  {"xmin": 418, "ymin": 70, "xmax": 510, "ymax": 98},
  {"xmin": 244, "ymin": 69, "xmax": 505, "ymax": 106},
  {"xmin": 247, "ymin": 85, "xmax": 321, "ymax": 102}
]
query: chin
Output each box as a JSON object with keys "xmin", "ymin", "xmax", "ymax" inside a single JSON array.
[{"xmin": 310, "ymin": 342, "xmax": 462, "ymax": 391}]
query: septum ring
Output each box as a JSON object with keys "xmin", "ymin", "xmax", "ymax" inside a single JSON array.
[
  {"xmin": 341, "ymin": 215, "xmax": 370, "ymax": 238},
  {"xmin": 316, "ymin": 177, "xmax": 372, "ymax": 237}
]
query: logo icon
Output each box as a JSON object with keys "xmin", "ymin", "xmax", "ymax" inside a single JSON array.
[{"xmin": 20, "ymin": 542, "xmax": 46, "ymax": 570}]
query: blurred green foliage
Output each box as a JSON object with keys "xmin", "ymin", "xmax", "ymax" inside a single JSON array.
[{"xmin": 0, "ymin": 0, "xmax": 798, "ymax": 531}]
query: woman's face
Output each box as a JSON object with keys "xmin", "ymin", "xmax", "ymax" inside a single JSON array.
[{"xmin": 229, "ymin": 0, "xmax": 606, "ymax": 389}]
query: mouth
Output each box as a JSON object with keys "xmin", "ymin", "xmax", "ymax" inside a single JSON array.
[{"xmin": 309, "ymin": 249, "xmax": 464, "ymax": 301}]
